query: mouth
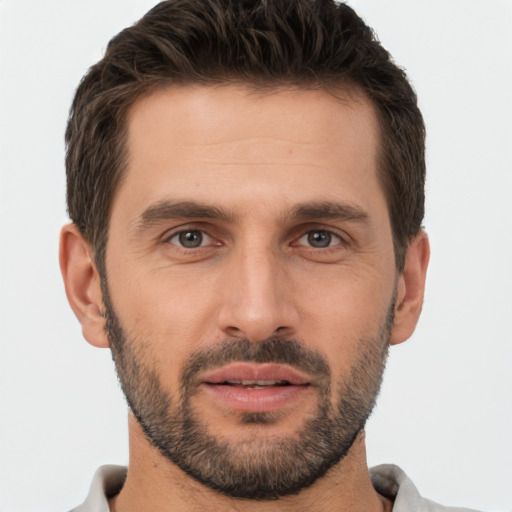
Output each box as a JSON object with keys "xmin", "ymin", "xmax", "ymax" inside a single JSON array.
[
  {"xmin": 201, "ymin": 362, "xmax": 311, "ymax": 385},
  {"xmin": 216, "ymin": 379, "xmax": 293, "ymax": 389},
  {"xmin": 199, "ymin": 363, "xmax": 312, "ymax": 413}
]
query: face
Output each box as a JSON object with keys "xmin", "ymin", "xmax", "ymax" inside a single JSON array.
[{"xmin": 103, "ymin": 85, "xmax": 399, "ymax": 498}]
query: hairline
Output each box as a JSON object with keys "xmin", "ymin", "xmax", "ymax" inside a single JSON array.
[{"xmin": 92, "ymin": 79, "xmax": 408, "ymax": 277}]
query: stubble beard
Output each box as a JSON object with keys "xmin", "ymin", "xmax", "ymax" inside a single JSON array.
[{"xmin": 103, "ymin": 286, "xmax": 392, "ymax": 500}]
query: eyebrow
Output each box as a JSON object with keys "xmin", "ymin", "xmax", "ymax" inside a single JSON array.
[
  {"xmin": 135, "ymin": 200, "xmax": 235, "ymax": 231},
  {"xmin": 289, "ymin": 201, "xmax": 370, "ymax": 223},
  {"xmin": 134, "ymin": 199, "xmax": 369, "ymax": 233}
]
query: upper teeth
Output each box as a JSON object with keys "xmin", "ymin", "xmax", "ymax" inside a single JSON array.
[{"xmin": 224, "ymin": 379, "xmax": 286, "ymax": 386}]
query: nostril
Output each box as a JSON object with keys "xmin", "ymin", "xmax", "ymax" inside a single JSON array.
[{"xmin": 225, "ymin": 326, "xmax": 244, "ymax": 336}]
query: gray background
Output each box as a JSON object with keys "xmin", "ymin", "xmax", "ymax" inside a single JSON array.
[{"xmin": 0, "ymin": 0, "xmax": 511, "ymax": 510}]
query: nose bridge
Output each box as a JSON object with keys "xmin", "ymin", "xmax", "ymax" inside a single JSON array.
[{"xmin": 217, "ymin": 238, "xmax": 297, "ymax": 341}]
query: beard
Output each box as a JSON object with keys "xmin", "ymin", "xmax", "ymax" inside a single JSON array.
[{"xmin": 103, "ymin": 287, "xmax": 392, "ymax": 500}]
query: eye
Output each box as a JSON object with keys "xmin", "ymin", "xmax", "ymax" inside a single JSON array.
[
  {"xmin": 167, "ymin": 230, "xmax": 213, "ymax": 248},
  {"xmin": 296, "ymin": 230, "xmax": 343, "ymax": 248}
]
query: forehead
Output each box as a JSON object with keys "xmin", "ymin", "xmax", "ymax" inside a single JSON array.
[
  {"xmin": 116, "ymin": 84, "xmax": 384, "ymax": 222},
  {"xmin": 126, "ymin": 83, "xmax": 379, "ymax": 158}
]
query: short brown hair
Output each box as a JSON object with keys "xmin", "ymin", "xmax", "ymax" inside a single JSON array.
[{"xmin": 66, "ymin": 0, "xmax": 425, "ymax": 273}]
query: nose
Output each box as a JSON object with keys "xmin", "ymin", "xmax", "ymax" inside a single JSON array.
[{"xmin": 217, "ymin": 244, "xmax": 299, "ymax": 342}]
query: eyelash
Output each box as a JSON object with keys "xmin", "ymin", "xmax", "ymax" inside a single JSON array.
[
  {"xmin": 294, "ymin": 229, "xmax": 344, "ymax": 249},
  {"xmin": 163, "ymin": 226, "xmax": 347, "ymax": 251},
  {"xmin": 164, "ymin": 229, "xmax": 217, "ymax": 249}
]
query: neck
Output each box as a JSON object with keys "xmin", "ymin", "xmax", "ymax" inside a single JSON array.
[{"xmin": 111, "ymin": 415, "xmax": 391, "ymax": 512}]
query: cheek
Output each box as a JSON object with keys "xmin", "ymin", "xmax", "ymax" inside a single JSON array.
[
  {"xmin": 293, "ymin": 265, "xmax": 395, "ymax": 372},
  {"xmin": 106, "ymin": 264, "xmax": 221, "ymax": 388},
  {"xmin": 295, "ymin": 262, "xmax": 395, "ymax": 329}
]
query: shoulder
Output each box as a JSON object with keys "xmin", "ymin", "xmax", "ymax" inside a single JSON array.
[
  {"xmin": 370, "ymin": 464, "xmax": 484, "ymax": 512},
  {"xmin": 69, "ymin": 465, "xmax": 127, "ymax": 512}
]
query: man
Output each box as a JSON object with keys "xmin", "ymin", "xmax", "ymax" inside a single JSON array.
[{"xmin": 59, "ymin": 0, "xmax": 480, "ymax": 510}]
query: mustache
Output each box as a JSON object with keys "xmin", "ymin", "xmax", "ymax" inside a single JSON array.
[{"xmin": 180, "ymin": 337, "xmax": 331, "ymax": 388}]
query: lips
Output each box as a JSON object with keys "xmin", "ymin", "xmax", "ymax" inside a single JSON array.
[
  {"xmin": 199, "ymin": 363, "xmax": 312, "ymax": 413},
  {"xmin": 201, "ymin": 363, "xmax": 311, "ymax": 385},
  {"xmin": 218, "ymin": 379, "xmax": 289, "ymax": 389}
]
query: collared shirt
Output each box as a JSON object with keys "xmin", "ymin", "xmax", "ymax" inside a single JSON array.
[{"xmin": 70, "ymin": 464, "xmax": 482, "ymax": 511}]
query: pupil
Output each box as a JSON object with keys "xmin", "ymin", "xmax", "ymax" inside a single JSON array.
[
  {"xmin": 179, "ymin": 230, "xmax": 203, "ymax": 248},
  {"xmin": 308, "ymin": 231, "xmax": 331, "ymax": 248}
]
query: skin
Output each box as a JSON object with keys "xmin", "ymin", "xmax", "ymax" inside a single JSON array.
[{"xmin": 60, "ymin": 84, "xmax": 429, "ymax": 511}]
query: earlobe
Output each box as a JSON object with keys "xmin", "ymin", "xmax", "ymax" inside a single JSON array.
[
  {"xmin": 59, "ymin": 223, "xmax": 109, "ymax": 348},
  {"xmin": 390, "ymin": 230, "xmax": 430, "ymax": 345}
]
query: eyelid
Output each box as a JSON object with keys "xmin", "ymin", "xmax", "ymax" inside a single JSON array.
[
  {"xmin": 169, "ymin": 230, "xmax": 213, "ymax": 247},
  {"xmin": 297, "ymin": 230, "xmax": 342, "ymax": 247},
  {"xmin": 161, "ymin": 225, "xmax": 219, "ymax": 247},
  {"xmin": 159, "ymin": 223, "xmax": 350, "ymax": 249},
  {"xmin": 292, "ymin": 225, "xmax": 349, "ymax": 247}
]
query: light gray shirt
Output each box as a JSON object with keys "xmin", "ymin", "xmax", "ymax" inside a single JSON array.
[{"xmin": 71, "ymin": 464, "xmax": 482, "ymax": 511}]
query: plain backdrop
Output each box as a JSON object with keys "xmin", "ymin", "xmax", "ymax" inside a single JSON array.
[{"xmin": 0, "ymin": 1, "xmax": 511, "ymax": 511}]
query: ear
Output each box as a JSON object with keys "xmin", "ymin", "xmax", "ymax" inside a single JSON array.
[
  {"xmin": 390, "ymin": 230, "xmax": 430, "ymax": 345},
  {"xmin": 59, "ymin": 223, "xmax": 109, "ymax": 348}
]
